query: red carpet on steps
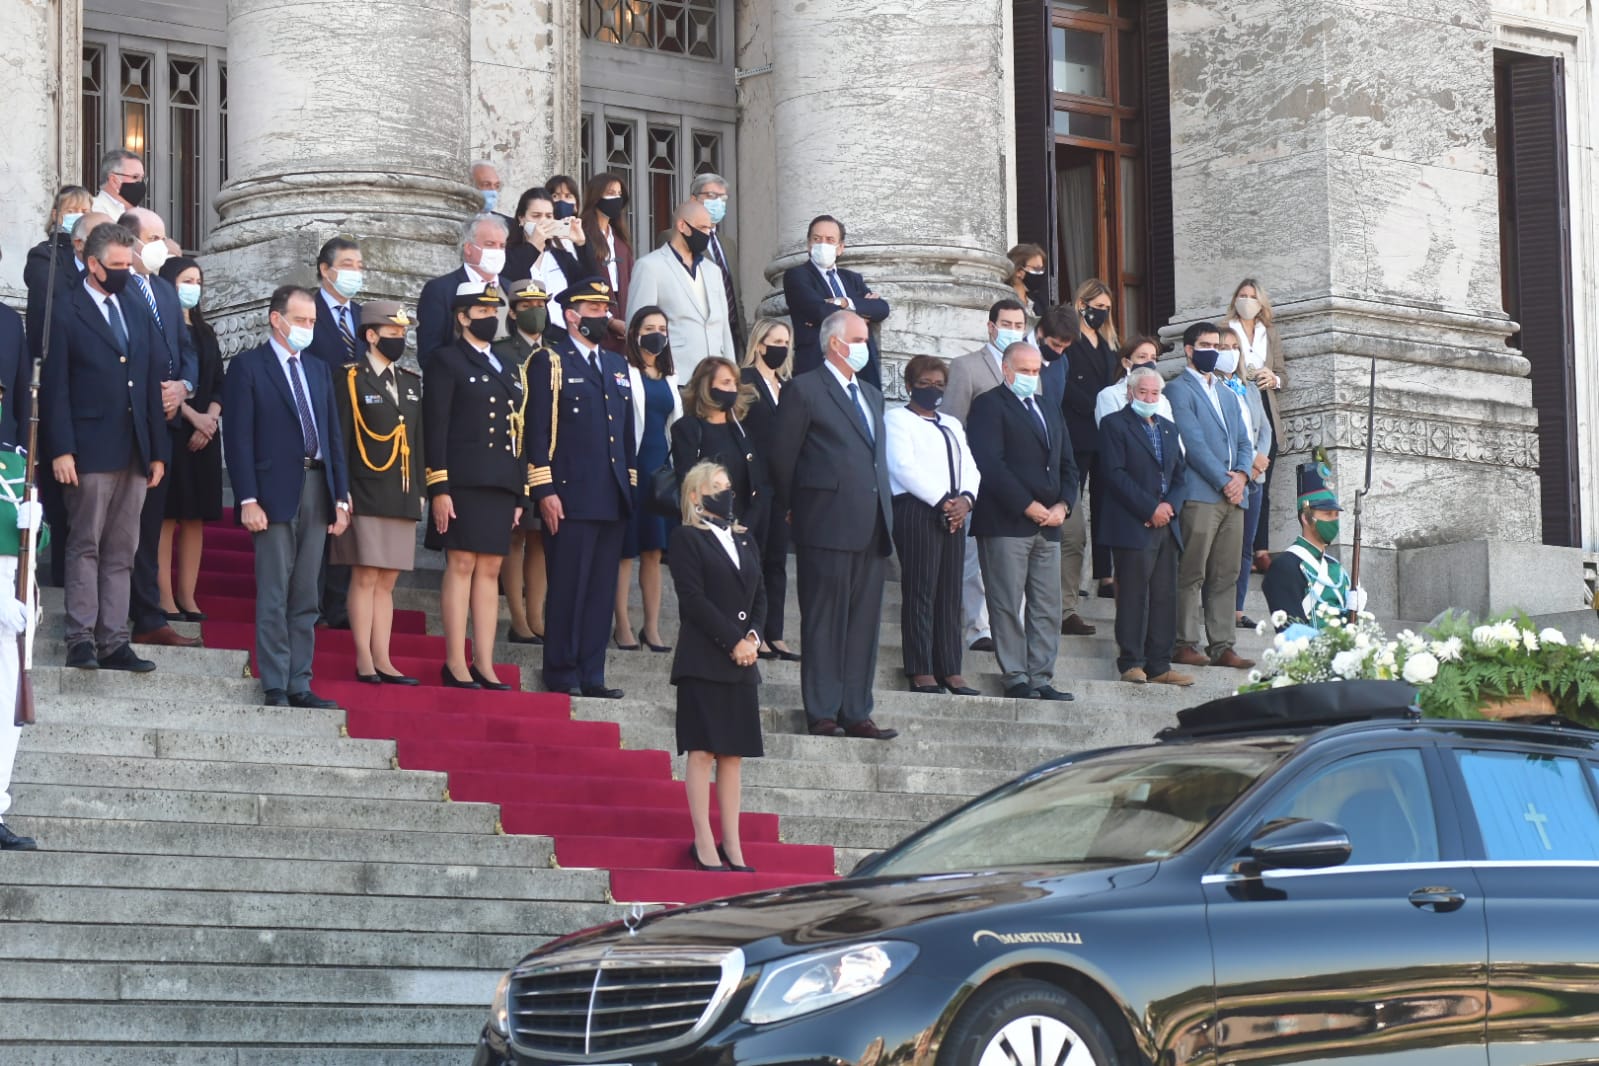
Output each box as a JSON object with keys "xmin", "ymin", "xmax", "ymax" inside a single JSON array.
[{"xmin": 193, "ymin": 516, "xmax": 836, "ymax": 905}]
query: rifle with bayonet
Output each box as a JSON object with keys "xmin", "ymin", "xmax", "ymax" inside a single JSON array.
[
  {"xmin": 14, "ymin": 221, "xmax": 54, "ymax": 728},
  {"xmin": 1347, "ymin": 356, "xmax": 1376, "ymax": 620}
]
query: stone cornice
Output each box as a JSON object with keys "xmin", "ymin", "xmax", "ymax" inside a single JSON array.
[{"xmin": 1280, "ymin": 409, "xmax": 1540, "ymax": 471}]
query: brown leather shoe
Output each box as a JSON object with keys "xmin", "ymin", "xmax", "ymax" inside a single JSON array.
[
  {"xmin": 1210, "ymin": 649, "xmax": 1256, "ymax": 669},
  {"xmin": 844, "ymin": 718, "xmax": 899, "ymax": 740},
  {"xmin": 1119, "ymin": 667, "xmax": 1147, "ymax": 684},
  {"xmin": 1061, "ymin": 614, "xmax": 1098, "ymax": 636},
  {"xmin": 1173, "ymin": 646, "xmax": 1210, "ymax": 668},
  {"xmin": 1146, "ymin": 670, "xmax": 1196, "ymax": 687},
  {"xmin": 132, "ymin": 625, "xmax": 202, "ymax": 648},
  {"xmin": 808, "ymin": 718, "xmax": 846, "ymax": 737}
]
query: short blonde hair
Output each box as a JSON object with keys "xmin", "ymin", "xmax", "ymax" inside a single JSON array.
[
  {"xmin": 680, "ymin": 459, "xmax": 732, "ymax": 530},
  {"xmin": 741, "ymin": 317, "xmax": 794, "ymax": 379}
]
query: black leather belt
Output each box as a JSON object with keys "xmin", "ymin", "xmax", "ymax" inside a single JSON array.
[{"xmin": 304, "ymin": 458, "xmax": 325, "ymax": 470}]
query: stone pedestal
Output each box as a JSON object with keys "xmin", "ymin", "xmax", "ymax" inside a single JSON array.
[
  {"xmin": 205, "ymin": 0, "xmax": 478, "ymax": 355},
  {"xmin": 1399, "ymin": 540, "xmax": 1587, "ymax": 622},
  {"xmin": 0, "ymin": 0, "xmax": 76, "ymax": 303},
  {"xmin": 1163, "ymin": 0, "xmax": 1573, "ymax": 616},
  {"xmin": 761, "ymin": 0, "xmax": 1013, "ymax": 397},
  {"xmin": 469, "ymin": 0, "xmax": 581, "ymax": 192}
]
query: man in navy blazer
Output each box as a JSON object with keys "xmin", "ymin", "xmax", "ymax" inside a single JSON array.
[
  {"xmin": 416, "ymin": 215, "xmax": 508, "ymax": 368},
  {"xmin": 1164, "ymin": 321, "xmax": 1255, "ymax": 671},
  {"xmin": 966, "ymin": 342, "xmax": 1079, "ymax": 702},
  {"xmin": 781, "ymin": 215, "xmax": 891, "ymax": 389},
  {"xmin": 1099, "ymin": 367, "xmax": 1193, "ymax": 688},
  {"xmin": 42, "ymin": 223, "xmax": 169, "ymax": 673},
  {"xmin": 0, "ymin": 305, "xmax": 28, "ymax": 448},
  {"xmin": 223, "ymin": 286, "xmax": 351, "ymax": 710}
]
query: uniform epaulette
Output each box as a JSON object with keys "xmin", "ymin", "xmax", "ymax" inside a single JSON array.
[{"xmin": 397, "ymin": 365, "xmax": 421, "ymax": 377}]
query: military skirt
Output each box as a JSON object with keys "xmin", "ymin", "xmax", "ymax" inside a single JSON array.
[
  {"xmin": 424, "ymin": 486, "xmax": 518, "ymax": 556},
  {"xmin": 331, "ymin": 515, "xmax": 417, "ymax": 571}
]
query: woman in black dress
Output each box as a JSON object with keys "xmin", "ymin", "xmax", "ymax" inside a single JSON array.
[
  {"xmin": 156, "ymin": 257, "xmax": 223, "ymax": 620},
  {"xmin": 736, "ymin": 318, "xmax": 797, "ymax": 661},
  {"xmin": 670, "ymin": 460, "xmax": 766, "ymax": 873},
  {"xmin": 671, "ymin": 358, "xmax": 768, "ymax": 540}
]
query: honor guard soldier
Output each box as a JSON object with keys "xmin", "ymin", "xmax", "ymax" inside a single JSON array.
[
  {"xmin": 332, "ymin": 300, "xmax": 425, "ymax": 685},
  {"xmin": 495, "ymin": 279, "xmax": 553, "ymax": 648},
  {"xmin": 1262, "ymin": 461, "xmax": 1367, "ymax": 629},
  {"xmin": 526, "ymin": 278, "xmax": 638, "ymax": 699},
  {"xmin": 423, "ymin": 281, "xmax": 527, "ymax": 691}
]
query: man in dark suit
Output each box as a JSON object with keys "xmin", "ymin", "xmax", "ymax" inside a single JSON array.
[
  {"xmin": 782, "ymin": 215, "xmax": 891, "ymax": 389},
  {"xmin": 1098, "ymin": 367, "xmax": 1194, "ymax": 688},
  {"xmin": 526, "ymin": 278, "xmax": 637, "ymax": 699},
  {"xmin": 966, "ymin": 342, "xmax": 1078, "ymax": 702},
  {"xmin": 222, "ymin": 285, "xmax": 351, "ymax": 709},
  {"xmin": 769, "ymin": 310, "xmax": 898, "ymax": 740},
  {"xmin": 41, "ymin": 222, "xmax": 168, "ymax": 672},
  {"xmin": 1031, "ymin": 304, "xmax": 1096, "ymax": 637},
  {"xmin": 118, "ymin": 208, "xmax": 201, "ymax": 648},
  {"xmin": 416, "ymin": 214, "xmax": 508, "ymax": 368},
  {"xmin": 0, "ymin": 303, "xmax": 27, "ymax": 448}
]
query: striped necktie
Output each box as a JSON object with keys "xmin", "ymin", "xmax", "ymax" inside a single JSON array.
[
  {"xmin": 338, "ymin": 305, "xmax": 355, "ymax": 360},
  {"xmin": 136, "ymin": 275, "xmax": 162, "ymax": 329},
  {"xmin": 710, "ymin": 234, "xmax": 743, "ymax": 351}
]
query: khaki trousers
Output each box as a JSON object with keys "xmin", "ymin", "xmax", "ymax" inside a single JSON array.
[{"xmin": 1176, "ymin": 499, "xmax": 1244, "ymax": 658}]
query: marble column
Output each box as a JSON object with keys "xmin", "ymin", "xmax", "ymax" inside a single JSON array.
[
  {"xmin": 763, "ymin": 0, "xmax": 1014, "ymax": 397},
  {"xmin": 205, "ymin": 0, "xmax": 479, "ymax": 355},
  {"xmin": 1164, "ymin": 0, "xmax": 1581, "ymax": 616},
  {"xmin": 469, "ymin": 0, "xmax": 582, "ymax": 192},
  {"xmin": 0, "ymin": 0, "xmax": 76, "ymax": 302}
]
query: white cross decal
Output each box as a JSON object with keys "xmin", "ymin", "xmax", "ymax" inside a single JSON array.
[{"xmin": 1524, "ymin": 802, "xmax": 1552, "ymax": 851}]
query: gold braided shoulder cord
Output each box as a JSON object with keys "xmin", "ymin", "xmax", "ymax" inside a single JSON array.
[
  {"xmin": 346, "ymin": 364, "xmax": 411, "ymax": 493},
  {"xmin": 547, "ymin": 349, "xmax": 562, "ymax": 463},
  {"xmin": 509, "ymin": 352, "xmax": 533, "ymax": 457}
]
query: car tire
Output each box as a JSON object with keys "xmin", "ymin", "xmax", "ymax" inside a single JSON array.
[{"xmin": 938, "ymin": 978, "xmax": 1121, "ymax": 1066}]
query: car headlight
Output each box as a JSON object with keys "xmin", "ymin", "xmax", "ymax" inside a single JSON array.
[
  {"xmin": 743, "ymin": 941, "xmax": 918, "ymax": 1025},
  {"xmin": 488, "ymin": 971, "xmax": 512, "ymax": 1036}
]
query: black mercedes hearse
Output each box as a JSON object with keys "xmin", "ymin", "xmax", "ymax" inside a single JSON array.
[{"xmin": 473, "ymin": 681, "xmax": 1599, "ymax": 1066}]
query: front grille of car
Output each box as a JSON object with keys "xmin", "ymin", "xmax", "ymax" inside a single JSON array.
[{"xmin": 509, "ymin": 948, "xmax": 745, "ymax": 1061}]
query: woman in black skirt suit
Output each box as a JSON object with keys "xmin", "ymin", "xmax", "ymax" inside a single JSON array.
[
  {"xmin": 670, "ymin": 460, "xmax": 766, "ymax": 873},
  {"xmin": 423, "ymin": 282, "xmax": 528, "ymax": 690},
  {"xmin": 156, "ymin": 257, "xmax": 223, "ymax": 620},
  {"xmin": 671, "ymin": 358, "xmax": 769, "ymax": 549}
]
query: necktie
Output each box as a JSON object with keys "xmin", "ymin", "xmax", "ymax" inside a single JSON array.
[
  {"xmin": 847, "ymin": 381, "xmax": 873, "ymax": 441},
  {"xmin": 286, "ymin": 356, "xmax": 319, "ymax": 459},
  {"xmin": 378, "ymin": 366, "xmax": 397, "ymax": 403},
  {"xmin": 105, "ymin": 297, "xmax": 129, "ymax": 350},
  {"xmin": 711, "ymin": 235, "xmax": 744, "ymax": 351},
  {"xmin": 1026, "ymin": 397, "xmax": 1048, "ymax": 446},
  {"xmin": 137, "ymin": 275, "xmax": 162, "ymax": 330},
  {"xmin": 338, "ymin": 305, "xmax": 355, "ymax": 360},
  {"xmin": 826, "ymin": 270, "xmax": 846, "ymax": 300}
]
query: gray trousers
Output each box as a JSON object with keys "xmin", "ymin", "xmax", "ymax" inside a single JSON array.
[
  {"xmin": 978, "ymin": 532, "xmax": 1062, "ymax": 691},
  {"xmin": 63, "ymin": 464, "xmax": 147, "ymax": 654},
  {"xmin": 1176, "ymin": 499, "xmax": 1244, "ymax": 658},
  {"xmin": 253, "ymin": 475, "xmax": 329, "ymax": 694}
]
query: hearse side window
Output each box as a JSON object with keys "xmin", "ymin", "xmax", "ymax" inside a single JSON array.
[
  {"xmin": 1456, "ymin": 751, "xmax": 1599, "ymax": 862},
  {"xmin": 1258, "ymin": 750, "xmax": 1440, "ymax": 866}
]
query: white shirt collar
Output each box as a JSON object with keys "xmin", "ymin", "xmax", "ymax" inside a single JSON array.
[
  {"xmin": 824, "ymin": 358, "xmax": 856, "ymax": 392},
  {"xmin": 706, "ymin": 521, "xmax": 740, "ymax": 569},
  {"xmin": 1185, "ymin": 366, "xmax": 1213, "ymax": 389},
  {"xmin": 269, "ymin": 336, "xmax": 300, "ymax": 367},
  {"xmin": 319, "ymin": 285, "xmax": 350, "ymax": 312},
  {"xmin": 82, "ymin": 278, "xmax": 111, "ymax": 311}
]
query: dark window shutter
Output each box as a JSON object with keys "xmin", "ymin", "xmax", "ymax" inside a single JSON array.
[
  {"xmin": 1501, "ymin": 51, "xmax": 1579, "ymax": 546},
  {"xmin": 1013, "ymin": 0, "xmax": 1056, "ymax": 303},
  {"xmin": 1141, "ymin": 0, "xmax": 1174, "ymax": 332}
]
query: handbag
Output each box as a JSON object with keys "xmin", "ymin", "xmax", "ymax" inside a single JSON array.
[{"xmin": 648, "ymin": 462, "xmax": 680, "ymax": 518}]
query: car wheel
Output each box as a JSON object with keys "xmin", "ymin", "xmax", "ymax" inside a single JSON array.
[{"xmin": 939, "ymin": 978, "xmax": 1120, "ymax": 1066}]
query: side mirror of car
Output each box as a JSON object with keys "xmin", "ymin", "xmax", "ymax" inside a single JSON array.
[{"xmin": 1247, "ymin": 818, "xmax": 1352, "ymax": 871}]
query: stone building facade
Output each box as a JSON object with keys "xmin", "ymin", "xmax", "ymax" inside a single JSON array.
[{"xmin": 1, "ymin": 0, "xmax": 1594, "ymax": 615}]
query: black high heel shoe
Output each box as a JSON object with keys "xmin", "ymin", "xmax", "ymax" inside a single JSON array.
[
  {"xmin": 355, "ymin": 671, "xmax": 383, "ymax": 685},
  {"xmin": 690, "ymin": 843, "xmax": 727, "ymax": 871},
  {"xmin": 639, "ymin": 628, "xmax": 671, "ymax": 653},
  {"xmin": 909, "ymin": 682, "xmax": 946, "ymax": 695},
  {"xmin": 378, "ymin": 671, "xmax": 420, "ymax": 686},
  {"xmin": 773, "ymin": 646, "xmax": 801, "ymax": 662},
  {"xmin": 717, "ymin": 844, "xmax": 755, "ymax": 873},
  {"xmin": 507, "ymin": 630, "xmax": 544, "ymax": 645},
  {"xmin": 757, "ymin": 648, "xmax": 779, "ymax": 661},
  {"xmin": 614, "ymin": 634, "xmax": 642, "ymax": 651},
  {"xmin": 469, "ymin": 665, "xmax": 513, "ymax": 691},
  {"xmin": 938, "ymin": 678, "xmax": 982, "ymax": 696},
  {"xmin": 441, "ymin": 664, "xmax": 481, "ymax": 689}
]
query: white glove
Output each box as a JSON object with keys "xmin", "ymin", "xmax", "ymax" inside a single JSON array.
[
  {"xmin": 14, "ymin": 501, "xmax": 42, "ymax": 531},
  {"xmin": 1346, "ymin": 586, "xmax": 1368, "ymax": 614},
  {"xmin": 0, "ymin": 596, "xmax": 27, "ymax": 637}
]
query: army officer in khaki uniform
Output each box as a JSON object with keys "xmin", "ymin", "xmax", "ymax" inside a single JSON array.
[{"xmin": 331, "ymin": 300, "xmax": 425, "ymax": 686}]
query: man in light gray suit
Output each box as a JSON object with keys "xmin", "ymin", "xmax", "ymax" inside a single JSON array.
[
  {"xmin": 627, "ymin": 199, "xmax": 736, "ymax": 384},
  {"xmin": 1164, "ymin": 321, "xmax": 1256, "ymax": 671}
]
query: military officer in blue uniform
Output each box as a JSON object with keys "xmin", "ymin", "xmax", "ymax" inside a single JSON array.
[{"xmin": 526, "ymin": 278, "xmax": 637, "ymax": 699}]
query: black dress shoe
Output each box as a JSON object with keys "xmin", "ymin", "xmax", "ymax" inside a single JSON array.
[
  {"xmin": 1237, "ymin": 615, "xmax": 1259, "ymax": 630},
  {"xmin": 939, "ymin": 678, "xmax": 981, "ymax": 696},
  {"xmin": 470, "ymin": 665, "xmax": 513, "ymax": 691},
  {"xmin": 441, "ymin": 665, "xmax": 482, "ymax": 689},
  {"xmin": 580, "ymin": 685, "xmax": 624, "ymax": 699},
  {"xmin": 263, "ymin": 689, "xmax": 289, "ymax": 707},
  {"xmin": 507, "ymin": 630, "xmax": 544, "ymax": 646},
  {"xmin": 1035, "ymin": 685, "xmax": 1075, "ymax": 702},
  {"xmin": 968, "ymin": 637, "xmax": 995, "ymax": 653},
  {"xmin": 689, "ymin": 843, "xmax": 727, "ymax": 871},
  {"xmin": 909, "ymin": 682, "xmax": 946, "ymax": 694},
  {"xmin": 639, "ymin": 629, "xmax": 671, "ymax": 653},
  {"xmin": 65, "ymin": 642, "xmax": 98, "ymax": 670},
  {"xmin": 1003, "ymin": 682, "xmax": 1037, "ymax": 700},
  {"xmin": 774, "ymin": 648, "xmax": 801, "ymax": 662},
  {"xmin": 1096, "ymin": 583, "xmax": 1116, "ymax": 599},
  {"xmin": 613, "ymin": 635, "xmax": 642, "ymax": 651},
  {"xmin": 288, "ymin": 690, "xmax": 341, "ymax": 710},
  {"xmin": 757, "ymin": 648, "xmax": 779, "ymax": 661},
  {"xmin": 808, "ymin": 718, "xmax": 846, "ymax": 737},
  {"xmin": 378, "ymin": 671, "xmax": 421, "ymax": 686},
  {"xmin": 0, "ymin": 823, "xmax": 38, "ymax": 850},
  {"xmin": 717, "ymin": 844, "xmax": 755, "ymax": 873},
  {"xmin": 355, "ymin": 672, "xmax": 383, "ymax": 685},
  {"xmin": 97, "ymin": 644, "xmax": 156, "ymax": 673}
]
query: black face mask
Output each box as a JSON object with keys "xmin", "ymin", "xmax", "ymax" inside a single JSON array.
[
  {"xmin": 710, "ymin": 387, "xmax": 739, "ymax": 411},
  {"xmin": 1023, "ymin": 270, "xmax": 1047, "ymax": 293},
  {"xmin": 910, "ymin": 385, "xmax": 945, "ymax": 411},
  {"xmin": 96, "ymin": 264, "xmax": 131, "ymax": 295},
  {"xmin": 638, "ymin": 332, "xmax": 669, "ymax": 356},
  {"xmin": 375, "ymin": 336, "xmax": 407, "ymax": 362},
  {"xmin": 680, "ymin": 226, "xmax": 711, "ymax": 256},
  {"xmin": 553, "ymin": 200, "xmax": 577, "ymax": 220},
  {"xmin": 119, "ymin": 180, "xmax": 147, "ymax": 207},
  {"xmin": 575, "ymin": 315, "xmax": 610, "ymax": 344},
  {"xmin": 466, "ymin": 316, "xmax": 499, "ymax": 343},
  {"xmin": 1040, "ymin": 341, "xmax": 1065, "ymax": 363},
  {"xmin": 516, "ymin": 307, "xmax": 548, "ymax": 336},
  {"xmin": 701, "ymin": 489, "xmax": 735, "ymax": 521},
  {"xmin": 1190, "ymin": 347, "xmax": 1220, "ymax": 374},
  {"xmin": 597, "ymin": 196, "xmax": 625, "ymax": 221},
  {"xmin": 762, "ymin": 344, "xmax": 789, "ymax": 370},
  {"xmin": 1082, "ymin": 306, "xmax": 1109, "ymax": 331}
]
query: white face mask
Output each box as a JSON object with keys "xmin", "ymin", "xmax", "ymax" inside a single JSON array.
[
  {"xmin": 474, "ymin": 247, "xmax": 506, "ymax": 276},
  {"xmin": 844, "ymin": 341, "xmax": 870, "ymax": 373},
  {"xmin": 1235, "ymin": 296, "xmax": 1262, "ymax": 320},
  {"xmin": 1214, "ymin": 348, "xmax": 1240, "ymax": 375},
  {"xmin": 809, "ymin": 242, "xmax": 838, "ymax": 270},
  {"xmin": 139, "ymin": 239, "xmax": 169, "ymax": 274}
]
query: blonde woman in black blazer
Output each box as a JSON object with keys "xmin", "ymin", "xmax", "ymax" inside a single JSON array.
[{"xmin": 669, "ymin": 460, "xmax": 766, "ymax": 874}]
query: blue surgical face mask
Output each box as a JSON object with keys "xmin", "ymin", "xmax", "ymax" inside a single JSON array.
[
  {"xmin": 286, "ymin": 324, "xmax": 315, "ymax": 352},
  {"xmin": 1130, "ymin": 398, "xmax": 1160, "ymax": 419},
  {"xmin": 176, "ymin": 282, "xmax": 202, "ymax": 310},
  {"xmin": 704, "ymin": 196, "xmax": 727, "ymax": 225},
  {"xmin": 1008, "ymin": 372, "xmax": 1039, "ymax": 400},
  {"xmin": 60, "ymin": 212, "xmax": 83, "ymax": 235},
  {"xmin": 845, "ymin": 341, "xmax": 870, "ymax": 373},
  {"xmin": 333, "ymin": 269, "xmax": 363, "ymax": 299},
  {"xmin": 481, "ymin": 188, "xmax": 499, "ymax": 213},
  {"xmin": 994, "ymin": 327, "xmax": 1026, "ymax": 351}
]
